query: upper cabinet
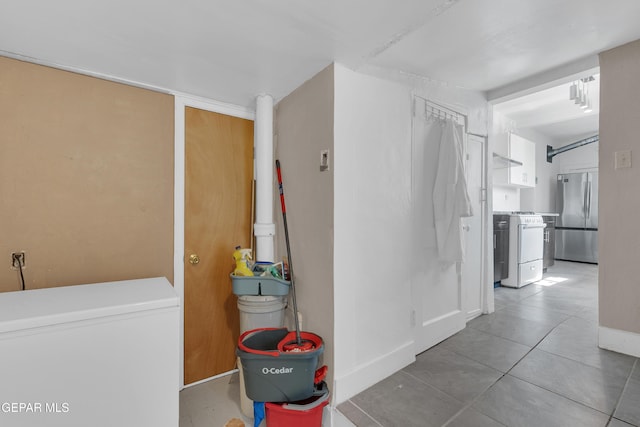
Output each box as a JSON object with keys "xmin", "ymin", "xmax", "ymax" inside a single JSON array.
[
  {"xmin": 493, "ymin": 132, "xmax": 536, "ymax": 188},
  {"xmin": 508, "ymin": 133, "xmax": 535, "ymax": 187}
]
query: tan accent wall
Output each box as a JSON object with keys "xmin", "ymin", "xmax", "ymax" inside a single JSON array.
[
  {"xmin": 0, "ymin": 56, "xmax": 174, "ymax": 292},
  {"xmin": 599, "ymin": 40, "xmax": 640, "ymax": 334},
  {"xmin": 275, "ymin": 64, "xmax": 335, "ymax": 388}
]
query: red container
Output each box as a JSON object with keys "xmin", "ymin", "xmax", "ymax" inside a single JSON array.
[{"xmin": 265, "ymin": 382, "xmax": 329, "ymax": 427}]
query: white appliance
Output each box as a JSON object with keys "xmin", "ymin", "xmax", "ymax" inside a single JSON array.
[
  {"xmin": 502, "ymin": 213, "xmax": 546, "ymax": 288},
  {"xmin": 0, "ymin": 277, "xmax": 179, "ymax": 427}
]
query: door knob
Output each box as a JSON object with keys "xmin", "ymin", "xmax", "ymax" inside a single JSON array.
[
  {"xmin": 189, "ymin": 254, "xmax": 200, "ymax": 265},
  {"xmin": 463, "ymin": 225, "xmax": 470, "ymax": 231}
]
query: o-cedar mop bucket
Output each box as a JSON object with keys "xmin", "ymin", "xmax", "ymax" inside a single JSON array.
[{"xmin": 237, "ymin": 328, "xmax": 325, "ymax": 402}]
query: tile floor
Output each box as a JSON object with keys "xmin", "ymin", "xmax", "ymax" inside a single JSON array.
[
  {"xmin": 180, "ymin": 261, "xmax": 640, "ymax": 427},
  {"xmin": 179, "ymin": 370, "xmax": 353, "ymax": 427},
  {"xmin": 338, "ymin": 261, "xmax": 640, "ymax": 427}
]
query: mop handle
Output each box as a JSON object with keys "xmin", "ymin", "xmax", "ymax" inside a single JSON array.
[
  {"xmin": 276, "ymin": 161, "xmax": 286, "ymax": 214},
  {"xmin": 275, "ymin": 160, "xmax": 302, "ymax": 345}
]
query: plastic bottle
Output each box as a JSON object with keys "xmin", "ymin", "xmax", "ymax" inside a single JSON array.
[{"xmin": 232, "ymin": 246, "xmax": 254, "ymax": 276}]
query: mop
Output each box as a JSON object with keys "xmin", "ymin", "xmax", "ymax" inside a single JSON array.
[{"xmin": 275, "ymin": 160, "xmax": 315, "ymax": 352}]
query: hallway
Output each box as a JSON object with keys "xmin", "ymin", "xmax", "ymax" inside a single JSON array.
[
  {"xmin": 338, "ymin": 261, "xmax": 640, "ymax": 426},
  {"xmin": 180, "ymin": 261, "xmax": 640, "ymax": 426}
]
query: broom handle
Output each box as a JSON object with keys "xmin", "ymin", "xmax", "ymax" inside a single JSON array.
[{"xmin": 276, "ymin": 160, "xmax": 302, "ymax": 345}]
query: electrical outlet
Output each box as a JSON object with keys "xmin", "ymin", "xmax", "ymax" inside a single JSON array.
[{"xmin": 11, "ymin": 252, "xmax": 26, "ymax": 269}]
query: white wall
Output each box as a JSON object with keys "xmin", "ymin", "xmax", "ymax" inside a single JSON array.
[
  {"xmin": 332, "ymin": 64, "xmax": 487, "ymax": 403},
  {"xmin": 554, "ymin": 140, "xmax": 599, "ymax": 173},
  {"xmin": 275, "ymin": 62, "xmax": 488, "ymax": 404},
  {"xmin": 332, "ymin": 65, "xmax": 414, "ymax": 403},
  {"xmin": 493, "ymin": 185, "xmax": 520, "ymax": 212}
]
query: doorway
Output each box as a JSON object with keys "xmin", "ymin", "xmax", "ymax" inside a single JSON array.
[
  {"xmin": 410, "ymin": 107, "xmax": 487, "ymax": 355},
  {"xmin": 462, "ymin": 135, "xmax": 485, "ymax": 321},
  {"xmin": 174, "ymin": 97, "xmax": 255, "ymax": 387},
  {"xmin": 489, "ymin": 70, "xmax": 600, "ymax": 303}
]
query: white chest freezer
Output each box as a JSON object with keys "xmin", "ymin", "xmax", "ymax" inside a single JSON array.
[{"xmin": 0, "ymin": 277, "xmax": 179, "ymax": 427}]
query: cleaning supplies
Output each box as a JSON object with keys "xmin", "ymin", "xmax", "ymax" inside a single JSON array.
[
  {"xmin": 233, "ymin": 246, "xmax": 254, "ymax": 277},
  {"xmin": 251, "ymin": 261, "xmax": 284, "ymax": 279}
]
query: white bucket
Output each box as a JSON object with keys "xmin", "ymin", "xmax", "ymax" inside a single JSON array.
[
  {"xmin": 237, "ymin": 295, "xmax": 286, "ymax": 333},
  {"xmin": 237, "ymin": 295, "xmax": 286, "ymax": 418}
]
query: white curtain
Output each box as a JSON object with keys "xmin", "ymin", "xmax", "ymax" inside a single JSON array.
[{"xmin": 431, "ymin": 118, "xmax": 473, "ymax": 265}]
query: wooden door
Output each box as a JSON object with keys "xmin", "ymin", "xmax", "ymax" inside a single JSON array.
[{"xmin": 184, "ymin": 107, "xmax": 253, "ymax": 385}]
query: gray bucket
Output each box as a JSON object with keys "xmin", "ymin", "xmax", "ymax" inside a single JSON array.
[{"xmin": 237, "ymin": 328, "xmax": 324, "ymax": 402}]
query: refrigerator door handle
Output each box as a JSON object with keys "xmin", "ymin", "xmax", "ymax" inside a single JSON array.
[
  {"xmin": 583, "ymin": 181, "xmax": 589, "ymax": 218},
  {"xmin": 586, "ymin": 182, "xmax": 592, "ymax": 219}
]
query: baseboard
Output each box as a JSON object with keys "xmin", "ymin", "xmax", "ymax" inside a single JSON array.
[
  {"xmin": 598, "ymin": 326, "xmax": 640, "ymax": 358},
  {"xmin": 414, "ymin": 310, "xmax": 466, "ymax": 355},
  {"xmin": 332, "ymin": 340, "xmax": 415, "ymax": 405},
  {"xmin": 466, "ymin": 308, "xmax": 483, "ymax": 322},
  {"xmin": 323, "ymin": 406, "xmax": 356, "ymax": 427}
]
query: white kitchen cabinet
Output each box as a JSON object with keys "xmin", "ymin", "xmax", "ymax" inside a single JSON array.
[
  {"xmin": 493, "ymin": 132, "xmax": 536, "ymax": 188},
  {"xmin": 508, "ymin": 133, "xmax": 535, "ymax": 187}
]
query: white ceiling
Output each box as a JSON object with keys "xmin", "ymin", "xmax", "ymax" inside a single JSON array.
[{"xmin": 2, "ymin": 0, "xmax": 640, "ymax": 137}]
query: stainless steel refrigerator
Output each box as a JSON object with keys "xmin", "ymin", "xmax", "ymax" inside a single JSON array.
[{"xmin": 555, "ymin": 172, "xmax": 598, "ymax": 263}]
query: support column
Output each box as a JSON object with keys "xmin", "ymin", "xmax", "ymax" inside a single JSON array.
[{"xmin": 254, "ymin": 94, "xmax": 275, "ymax": 262}]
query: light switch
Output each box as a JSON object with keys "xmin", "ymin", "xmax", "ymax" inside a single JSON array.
[
  {"xmin": 320, "ymin": 149, "xmax": 330, "ymax": 172},
  {"xmin": 615, "ymin": 150, "xmax": 632, "ymax": 169}
]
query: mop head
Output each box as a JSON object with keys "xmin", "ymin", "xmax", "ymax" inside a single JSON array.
[
  {"xmin": 281, "ymin": 340, "xmax": 315, "ymax": 352},
  {"xmin": 277, "ymin": 331, "xmax": 323, "ymax": 353}
]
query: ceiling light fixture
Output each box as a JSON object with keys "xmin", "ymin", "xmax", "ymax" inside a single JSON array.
[
  {"xmin": 580, "ymin": 94, "xmax": 588, "ymax": 109},
  {"xmin": 569, "ymin": 76, "xmax": 595, "ymax": 113},
  {"xmin": 584, "ymin": 98, "xmax": 593, "ymax": 113},
  {"xmin": 569, "ymin": 81, "xmax": 578, "ymax": 100},
  {"xmin": 580, "ymin": 83, "xmax": 589, "ymax": 109}
]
